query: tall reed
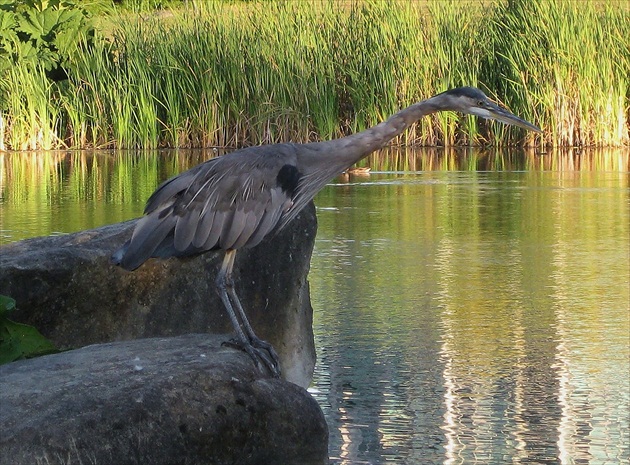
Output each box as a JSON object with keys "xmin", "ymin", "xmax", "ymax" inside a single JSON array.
[
  {"xmin": 0, "ymin": 66, "xmax": 62, "ymax": 150},
  {"xmin": 483, "ymin": 0, "xmax": 629, "ymax": 146},
  {"xmin": 0, "ymin": 0, "xmax": 628, "ymax": 150}
]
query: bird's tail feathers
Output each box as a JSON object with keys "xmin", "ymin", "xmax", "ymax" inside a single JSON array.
[
  {"xmin": 110, "ymin": 240, "xmax": 129, "ymax": 266},
  {"xmin": 112, "ymin": 213, "xmax": 177, "ymax": 271}
]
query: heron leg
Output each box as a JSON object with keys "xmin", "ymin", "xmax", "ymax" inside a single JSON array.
[
  {"xmin": 215, "ymin": 250, "xmax": 280, "ymax": 377},
  {"xmin": 227, "ymin": 284, "xmax": 280, "ymax": 372}
]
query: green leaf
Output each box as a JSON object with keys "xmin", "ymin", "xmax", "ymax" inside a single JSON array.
[
  {"xmin": 0, "ymin": 295, "xmax": 16, "ymax": 316},
  {"xmin": 0, "ymin": 11, "xmax": 17, "ymax": 35},
  {"xmin": 17, "ymin": 8, "xmax": 62, "ymax": 41},
  {"xmin": 0, "ymin": 319, "xmax": 57, "ymax": 364},
  {"xmin": 8, "ymin": 0, "xmax": 100, "ymax": 76},
  {"xmin": 41, "ymin": 7, "xmax": 60, "ymax": 37},
  {"xmin": 36, "ymin": 44, "xmax": 59, "ymax": 70},
  {"xmin": 16, "ymin": 10, "xmax": 44, "ymax": 39},
  {"xmin": 14, "ymin": 40, "xmax": 39, "ymax": 62},
  {"xmin": 0, "ymin": 295, "xmax": 58, "ymax": 365}
]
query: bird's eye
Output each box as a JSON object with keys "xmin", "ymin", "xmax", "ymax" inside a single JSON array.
[{"xmin": 477, "ymin": 100, "xmax": 485, "ymax": 107}]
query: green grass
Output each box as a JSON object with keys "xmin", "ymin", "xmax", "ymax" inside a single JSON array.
[
  {"xmin": 483, "ymin": 0, "xmax": 630, "ymax": 147},
  {"xmin": 0, "ymin": 0, "xmax": 628, "ymax": 150}
]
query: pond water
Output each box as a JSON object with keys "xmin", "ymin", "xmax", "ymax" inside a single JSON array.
[{"xmin": 1, "ymin": 149, "xmax": 629, "ymax": 464}]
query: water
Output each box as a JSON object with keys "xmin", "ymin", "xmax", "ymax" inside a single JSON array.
[
  {"xmin": 308, "ymin": 170, "xmax": 629, "ymax": 464},
  {"xmin": 1, "ymin": 150, "xmax": 629, "ymax": 464}
]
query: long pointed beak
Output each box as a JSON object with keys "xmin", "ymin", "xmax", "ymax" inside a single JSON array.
[{"xmin": 473, "ymin": 102, "xmax": 542, "ymax": 133}]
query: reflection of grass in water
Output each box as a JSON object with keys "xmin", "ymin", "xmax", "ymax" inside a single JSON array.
[
  {"xmin": 0, "ymin": 150, "xmax": 225, "ymax": 240},
  {"xmin": 312, "ymin": 153, "xmax": 629, "ymax": 463},
  {"xmin": 0, "ymin": 147, "xmax": 627, "ymax": 243},
  {"xmin": 2, "ymin": 148, "xmax": 627, "ymax": 215},
  {"xmin": 0, "ymin": 151, "xmax": 201, "ymax": 243},
  {"xmin": 368, "ymin": 148, "xmax": 630, "ymax": 172},
  {"xmin": 2, "ymin": 153, "xmax": 63, "ymax": 204}
]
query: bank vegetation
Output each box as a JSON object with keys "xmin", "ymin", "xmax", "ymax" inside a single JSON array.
[{"xmin": 0, "ymin": 0, "xmax": 628, "ymax": 150}]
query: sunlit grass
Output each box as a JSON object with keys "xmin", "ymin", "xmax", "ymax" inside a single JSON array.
[
  {"xmin": 0, "ymin": 0, "xmax": 628, "ymax": 150},
  {"xmin": 484, "ymin": 0, "xmax": 629, "ymax": 147}
]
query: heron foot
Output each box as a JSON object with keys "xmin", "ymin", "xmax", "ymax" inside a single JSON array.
[{"xmin": 222, "ymin": 337, "xmax": 281, "ymax": 378}]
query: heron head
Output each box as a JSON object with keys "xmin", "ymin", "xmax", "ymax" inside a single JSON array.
[{"xmin": 434, "ymin": 86, "xmax": 542, "ymax": 133}]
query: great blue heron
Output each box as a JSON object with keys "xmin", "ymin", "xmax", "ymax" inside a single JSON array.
[{"xmin": 111, "ymin": 86, "xmax": 541, "ymax": 376}]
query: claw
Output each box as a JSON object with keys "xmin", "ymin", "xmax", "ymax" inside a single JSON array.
[
  {"xmin": 250, "ymin": 335, "xmax": 279, "ymax": 363},
  {"xmin": 223, "ymin": 338, "xmax": 281, "ymax": 377}
]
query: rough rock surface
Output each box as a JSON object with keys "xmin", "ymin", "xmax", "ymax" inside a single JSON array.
[
  {"xmin": 0, "ymin": 203, "xmax": 317, "ymax": 387},
  {"xmin": 0, "ymin": 334, "xmax": 329, "ymax": 465}
]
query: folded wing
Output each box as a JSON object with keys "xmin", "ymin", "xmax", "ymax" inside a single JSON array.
[{"xmin": 112, "ymin": 150, "xmax": 295, "ymax": 271}]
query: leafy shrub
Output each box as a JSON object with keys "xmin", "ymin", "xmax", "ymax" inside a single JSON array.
[
  {"xmin": 0, "ymin": 0, "xmax": 104, "ymax": 80},
  {"xmin": 0, "ymin": 295, "xmax": 57, "ymax": 365}
]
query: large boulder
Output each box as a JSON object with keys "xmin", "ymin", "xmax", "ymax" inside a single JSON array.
[
  {"xmin": 0, "ymin": 333, "xmax": 329, "ymax": 465},
  {"xmin": 0, "ymin": 203, "xmax": 317, "ymax": 387}
]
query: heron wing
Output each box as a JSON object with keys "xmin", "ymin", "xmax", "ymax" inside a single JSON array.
[{"xmin": 113, "ymin": 147, "xmax": 296, "ymax": 270}]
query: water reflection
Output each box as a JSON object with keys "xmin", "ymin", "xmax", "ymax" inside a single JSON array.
[
  {"xmin": 0, "ymin": 150, "xmax": 210, "ymax": 244},
  {"xmin": 365, "ymin": 147, "xmax": 629, "ymax": 173},
  {"xmin": 1, "ymin": 148, "xmax": 629, "ymax": 464},
  {"xmin": 308, "ymin": 164, "xmax": 629, "ymax": 464}
]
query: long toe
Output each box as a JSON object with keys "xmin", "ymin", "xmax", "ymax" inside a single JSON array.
[
  {"xmin": 223, "ymin": 338, "xmax": 281, "ymax": 378},
  {"xmin": 249, "ymin": 336, "xmax": 281, "ymax": 373},
  {"xmin": 253, "ymin": 346, "xmax": 281, "ymax": 378}
]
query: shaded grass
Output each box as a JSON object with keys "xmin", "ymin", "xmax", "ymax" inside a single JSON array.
[{"xmin": 0, "ymin": 0, "xmax": 628, "ymax": 150}]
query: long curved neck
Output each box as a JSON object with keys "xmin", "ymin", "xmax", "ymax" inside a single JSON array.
[
  {"xmin": 281, "ymin": 96, "xmax": 445, "ymax": 227},
  {"xmin": 339, "ymin": 98, "xmax": 441, "ymax": 155},
  {"xmin": 302, "ymin": 97, "xmax": 442, "ymax": 171}
]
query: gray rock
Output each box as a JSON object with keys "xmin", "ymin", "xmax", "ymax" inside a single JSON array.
[
  {"xmin": 0, "ymin": 334, "xmax": 329, "ymax": 465},
  {"xmin": 0, "ymin": 203, "xmax": 317, "ymax": 387}
]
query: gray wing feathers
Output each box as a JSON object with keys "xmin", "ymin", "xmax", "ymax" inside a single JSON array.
[
  {"xmin": 232, "ymin": 210, "xmax": 261, "ymax": 249},
  {"xmin": 174, "ymin": 208, "xmax": 201, "ymax": 252},
  {"xmin": 221, "ymin": 209, "xmax": 245, "ymax": 249},
  {"xmin": 247, "ymin": 188, "xmax": 291, "ymax": 247},
  {"xmin": 202, "ymin": 210, "xmax": 225, "ymax": 249},
  {"xmin": 193, "ymin": 210, "xmax": 215, "ymax": 248},
  {"xmin": 118, "ymin": 205, "xmax": 178, "ymax": 270},
  {"xmin": 144, "ymin": 161, "xmax": 211, "ymax": 214},
  {"xmin": 113, "ymin": 147, "xmax": 299, "ymax": 270}
]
